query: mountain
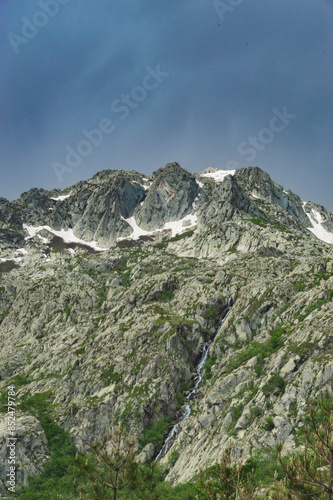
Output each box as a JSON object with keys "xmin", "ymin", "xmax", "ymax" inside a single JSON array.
[{"xmin": 0, "ymin": 163, "xmax": 333, "ymax": 493}]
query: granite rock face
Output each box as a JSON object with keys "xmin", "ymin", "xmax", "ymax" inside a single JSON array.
[
  {"xmin": 0, "ymin": 163, "xmax": 333, "ymax": 490},
  {"xmin": 135, "ymin": 162, "xmax": 199, "ymax": 229},
  {"xmin": 0, "ymin": 163, "xmax": 332, "ymax": 255}
]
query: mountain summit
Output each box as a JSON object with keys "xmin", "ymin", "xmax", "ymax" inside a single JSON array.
[
  {"xmin": 0, "ymin": 163, "xmax": 332, "ymax": 266},
  {"xmin": 0, "ymin": 163, "xmax": 333, "ymax": 493}
]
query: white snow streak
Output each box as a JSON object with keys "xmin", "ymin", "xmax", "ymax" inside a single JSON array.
[
  {"xmin": 0, "ymin": 248, "xmax": 28, "ymax": 265},
  {"xmin": 119, "ymin": 217, "xmax": 153, "ymax": 240},
  {"xmin": 118, "ymin": 213, "xmax": 197, "ymax": 241},
  {"xmin": 50, "ymin": 194, "xmax": 71, "ymax": 201},
  {"xmin": 200, "ymin": 169, "xmax": 236, "ymax": 183},
  {"xmin": 303, "ymin": 204, "xmax": 333, "ymax": 245},
  {"xmin": 23, "ymin": 224, "xmax": 108, "ymax": 251},
  {"xmin": 164, "ymin": 213, "xmax": 197, "ymax": 237},
  {"xmin": 132, "ymin": 181, "xmax": 150, "ymax": 191},
  {"xmin": 37, "ymin": 234, "xmax": 50, "ymax": 244}
]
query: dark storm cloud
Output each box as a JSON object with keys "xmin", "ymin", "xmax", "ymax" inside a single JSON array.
[{"xmin": 0, "ymin": 0, "xmax": 332, "ymax": 210}]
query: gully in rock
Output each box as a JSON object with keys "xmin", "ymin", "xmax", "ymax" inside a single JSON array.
[{"xmin": 155, "ymin": 294, "xmax": 234, "ymax": 461}]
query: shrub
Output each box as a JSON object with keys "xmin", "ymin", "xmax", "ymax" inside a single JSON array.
[
  {"xmin": 11, "ymin": 374, "xmax": 31, "ymax": 386},
  {"xmin": 248, "ymin": 218, "xmax": 268, "ymax": 227},
  {"xmin": 168, "ymin": 449, "xmax": 180, "ymax": 466},
  {"xmin": 262, "ymin": 415, "xmax": 275, "ymax": 431},
  {"xmin": 227, "ymin": 327, "xmax": 285, "ymax": 373},
  {"xmin": 18, "ymin": 391, "xmax": 78, "ymax": 499},
  {"xmin": 204, "ymin": 354, "xmax": 217, "ymax": 380},
  {"xmin": 262, "ymin": 374, "xmax": 286, "ymax": 396},
  {"xmin": 232, "ymin": 403, "xmax": 244, "ymax": 421},
  {"xmin": 100, "ymin": 365, "xmax": 122, "ymax": 384},
  {"xmin": 177, "ymin": 392, "xmax": 185, "ymax": 409},
  {"xmin": 160, "ymin": 289, "xmax": 175, "ymax": 302},
  {"xmin": 139, "ymin": 414, "xmax": 174, "ymax": 448}
]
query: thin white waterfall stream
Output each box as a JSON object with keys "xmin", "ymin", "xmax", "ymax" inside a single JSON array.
[{"xmin": 155, "ymin": 295, "xmax": 233, "ymax": 461}]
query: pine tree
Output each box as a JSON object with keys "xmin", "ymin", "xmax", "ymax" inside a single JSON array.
[
  {"xmin": 272, "ymin": 384, "xmax": 333, "ymax": 499},
  {"xmin": 72, "ymin": 424, "xmax": 163, "ymax": 499},
  {"xmin": 199, "ymin": 442, "xmax": 258, "ymax": 499}
]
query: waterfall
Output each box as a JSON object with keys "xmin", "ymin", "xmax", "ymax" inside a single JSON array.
[{"xmin": 155, "ymin": 294, "xmax": 233, "ymax": 461}]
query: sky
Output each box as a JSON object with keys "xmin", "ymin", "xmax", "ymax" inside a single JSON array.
[{"xmin": 0, "ymin": 0, "xmax": 332, "ymax": 210}]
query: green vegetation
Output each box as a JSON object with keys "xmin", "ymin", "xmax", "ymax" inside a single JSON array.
[
  {"xmin": 245, "ymin": 406, "xmax": 262, "ymax": 428},
  {"xmin": 203, "ymin": 353, "xmax": 217, "ymax": 380},
  {"xmin": 262, "ymin": 415, "xmax": 275, "ymax": 431},
  {"xmin": 36, "ymin": 331, "xmax": 47, "ymax": 340},
  {"xmin": 100, "ymin": 365, "xmax": 122, "ymax": 384},
  {"xmin": 169, "ymin": 229, "xmax": 195, "ymax": 242},
  {"xmin": 96, "ymin": 284, "xmax": 107, "ymax": 308},
  {"xmin": 17, "ymin": 391, "xmax": 78, "ymax": 499},
  {"xmin": 293, "ymin": 280, "xmax": 306, "ymax": 291},
  {"xmin": 179, "ymin": 330, "xmax": 193, "ymax": 353},
  {"xmin": 297, "ymin": 389, "xmax": 333, "ymax": 439},
  {"xmin": 313, "ymin": 268, "xmax": 331, "ymax": 285},
  {"xmin": 202, "ymin": 298, "xmax": 226, "ymax": 321},
  {"xmin": 11, "ymin": 387, "xmax": 333, "ymax": 499},
  {"xmin": 0, "ymin": 390, "xmax": 9, "ymax": 413},
  {"xmin": 227, "ymin": 327, "xmax": 285, "ymax": 374},
  {"xmin": 251, "ymin": 445, "xmax": 288, "ymax": 487},
  {"xmin": 276, "ymin": 387, "xmax": 333, "ymax": 497},
  {"xmin": 298, "ymin": 290, "xmax": 333, "ymax": 321},
  {"xmin": 2, "ymin": 309, "xmax": 10, "ymax": 317},
  {"xmin": 114, "ymin": 261, "xmax": 132, "ymax": 287},
  {"xmin": 168, "ymin": 449, "xmax": 180, "ymax": 466},
  {"xmin": 247, "ymin": 217, "xmax": 268, "ymax": 227},
  {"xmin": 155, "ymin": 229, "xmax": 195, "ymax": 249},
  {"xmin": 75, "ymin": 345, "xmax": 85, "ymax": 356},
  {"xmin": 285, "ymin": 340, "xmax": 315, "ymax": 361},
  {"xmin": 262, "ymin": 374, "xmax": 286, "ymax": 396},
  {"xmin": 176, "ymin": 392, "xmax": 185, "ymax": 409},
  {"xmin": 0, "ymin": 261, "xmax": 19, "ymax": 273},
  {"xmin": 92, "ymin": 313, "xmax": 106, "ymax": 329},
  {"xmin": 10, "ymin": 373, "xmax": 31, "ymax": 387},
  {"xmin": 160, "ymin": 288, "xmax": 175, "ymax": 302},
  {"xmin": 139, "ymin": 414, "xmax": 174, "ymax": 448},
  {"xmin": 232, "ymin": 403, "xmax": 244, "ymax": 421}
]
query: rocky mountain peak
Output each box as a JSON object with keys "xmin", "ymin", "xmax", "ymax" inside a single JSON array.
[
  {"xmin": 0, "ymin": 162, "xmax": 333, "ymax": 495},
  {"xmin": 135, "ymin": 162, "xmax": 199, "ymax": 230},
  {"xmin": 0, "ymin": 163, "xmax": 333, "ymax": 261}
]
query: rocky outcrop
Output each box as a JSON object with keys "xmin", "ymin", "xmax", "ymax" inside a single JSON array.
[
  {"xmin": 0, "ymin": 416, "xmax": 49, "ymax": 494},
  {"xmin": 135, "ymin": 162, "xmax": 199, "ymax": 229},
  {"xmin": 0, "ymin": 163, "xmax": 333, "ymax": 490}
]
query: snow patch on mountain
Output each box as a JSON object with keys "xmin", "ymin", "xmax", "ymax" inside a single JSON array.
[
  {"xmin": 164, "ymin": 213, "xmax": 197, "ymax": 237},
  {"xmin": 200, "ymin": 169, "xmax": 236, "ymax": 183},
  {"xmin": 303, "ymin": 204, "xmax": 333, "ymax": 245},
  {"xmin": 119, "ymin": 213, "xmax": 197, "ymax": 241},
  {"xmin": 132, "ymin": 181, "xmax": 150, "ymax": 191},
  {"xmin": 50, "ymin": 194, "xmax": 71, "ymax": 201},
  {"xmin": 23, "ymin": 224, "xmax": 108, "ymax": 251},
  {"xmin": 119, "ymin": 217, "xmax": 153, "ymax": 240},
  {"xmin": 0, "ymin": 248, "xmax": 28, "ymax": 265}
]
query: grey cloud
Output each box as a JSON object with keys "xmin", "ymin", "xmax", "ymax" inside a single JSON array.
[{"xmin": 0, "ymin": 0, "xmax": 332, "ymax": 210}]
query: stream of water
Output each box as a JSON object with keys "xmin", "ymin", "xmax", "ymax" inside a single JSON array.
[{"xmin": 155, "ymin": 295, "xmax": 233, "ymax": 461}]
